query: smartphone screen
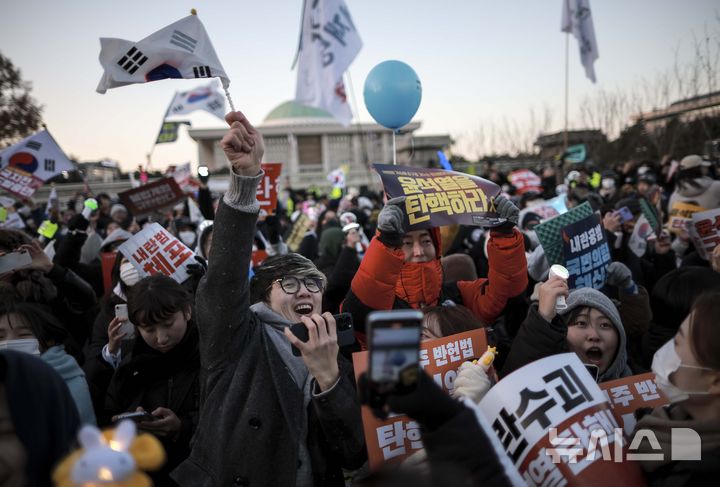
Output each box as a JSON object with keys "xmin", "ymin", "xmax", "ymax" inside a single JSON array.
[
  {"xmin": 615, "ymin": 206, "xmax": 634, "ymax": 223},
  {"xmin": 367, "ymin": 310, "xmax": 423, "ymax": 394},
  {"xmin": 114, "ymin": 304, "xmax": 135, "ymax": 339},
  {"xmin": 0, "ymin": 251, "xmax": 32, "ymax": 274}
]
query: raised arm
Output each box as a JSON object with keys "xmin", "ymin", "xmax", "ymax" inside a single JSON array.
[{"xmin": 195, "ymin": 111, "xmax": 265, "ymax": 370}]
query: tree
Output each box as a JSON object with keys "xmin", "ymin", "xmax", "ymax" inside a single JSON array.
[{"xmin": 0, "ymin": 52, "xmax": 43, "ymax": 149}]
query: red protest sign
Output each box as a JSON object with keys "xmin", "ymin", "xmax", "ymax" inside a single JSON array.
[
  {"xmin": 599, "ymin": 372, "xmax": 668, "ymax": 435},
  {"xmin": 257, "ymin": 163, "xmax": 282, "ymax": 215},
  {"xmin": 0, "ymin": 167, "xmax": 44, "ymax": 198},
  {"xmin": 352, "ymin": 328, "xmax": 487, "ymax": 470},
  {"xmin": 100, "ymin": 251, "xmax": 117, "ymax": 296},
  {"xmin": 374, "ymin": 164, "xmax": 501, "ymax": 229},
  {"xmin": 509, "ymin": 169, "xmax": 542, "ymax": 195},
  {"xmin": 118, "ymin": 177, "xmax": 186, "ymax": 215},
  {"xmin": 689, "ymin": 207, "xmax": 720, "ymax": 260}
]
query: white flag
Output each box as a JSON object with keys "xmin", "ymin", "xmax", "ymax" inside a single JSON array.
[
  {"xmin": 97, "ymin": 14, "xmax": 229, "ymax": 94},
  {"xmin": 165, "ymin": 80, "xmax": 226, "ymax": 120},
  {"xmin": 628, "ymin": 215, "xmax": 655, "ymax": 258},
  {"xmin": 0, "ymin": 130, "xmax": 76, "ymax": 198},
  {"xmin": 295, "ymin": 0, "xmax": 362, "ymax": 126},
  {"xmin": 561, "ymin": 0, "xmax": 599, "ymax": 83}
]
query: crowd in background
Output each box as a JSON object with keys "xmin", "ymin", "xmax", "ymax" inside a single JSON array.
[{"xmin": 1, "ymin": 111, "xmax": 719, "ymax": 487}]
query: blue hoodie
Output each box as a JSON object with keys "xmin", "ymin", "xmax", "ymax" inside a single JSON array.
[{"xmin": 41, "ymin": 345, "xmax": 97, "ymax": 425}]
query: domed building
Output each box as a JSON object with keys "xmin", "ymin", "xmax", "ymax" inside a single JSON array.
[{"xmin": 188, "ymin": 100, "xmax": 450, "ymax": 188}]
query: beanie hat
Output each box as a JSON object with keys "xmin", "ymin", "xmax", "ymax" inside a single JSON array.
[
  {"xmin": 558, "ymin": 287, "xmax": 629, "ymax": 381},
  {"xmin": 318, "ymin": 227, "xmax": 345, "ymax": 260},
  {"xmin": 110, "ymin": 204, "xmax": 128, "ymax": 217}
]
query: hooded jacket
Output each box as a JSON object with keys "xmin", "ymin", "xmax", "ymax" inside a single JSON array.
[
  {"xmin": 41, "ymin": 345, "xmax": 96, "ymax": 425},
  {"xmin": 343, "ymin": 225, "xmax": 528, "ymax": 339},
  {"xmin": 502, "ymin": 287, "xmax": 632, "ymax": 382},
  {"xmin": 668, "ymin": 175, "xmax": 720, "ymax": 211}
]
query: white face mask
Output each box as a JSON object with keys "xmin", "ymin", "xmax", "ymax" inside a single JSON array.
[
  {"xmin": 0, "ymin": 338, "xmax": 41, "ymax": 355},
  {"xmin": 601, "ymin": 178, "xmax": 615, "ymax": 190},
  {"xmin": 119, "ymin": 261, "xmax": 141, "ymax": 287},
  {"xmin": 651, "ymin": 339, "xmax": 712, "ymax": 403},
  {"xmin": 179, "ymin": 231, "xmax": 196, "ymax": 246}
]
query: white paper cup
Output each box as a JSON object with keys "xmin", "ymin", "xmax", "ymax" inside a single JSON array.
[{"xmin": 548, "ymin": 264, "xmax": 569, "ymax": 310}]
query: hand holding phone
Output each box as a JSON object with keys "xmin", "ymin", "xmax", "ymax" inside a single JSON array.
[
  {"xmin": 113, "ymin": 411, "xmax": 156, "ymax": 423},
  {"xmin": 614, "ymin": 206, "xmax": 634, "ymax": 223},
  {"xmin": 114, "ymin": 304, "xmax": 135, "ymax": 340},
  {"xmin": 289, "ymin": 312, "xmax": 354, "ymax": 357}
]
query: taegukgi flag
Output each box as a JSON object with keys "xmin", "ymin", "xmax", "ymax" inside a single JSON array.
[
  {"xmin": 561, "ymin": 0, "xmax": 599, "ymax": 83},
  {"xmin": 295, "ymin": 0, "xmax": 362, "ymax": 126},
  {"xmin": 0, "ymin": 130, "xmax": 76, "ymax": 198},
  {"xmin": 97, "ymin": 14, "xmax": 229, "ymax": 94},
  {"xmin": 165, "ymin": 80, "xmax": 226, "ymax": 120}
]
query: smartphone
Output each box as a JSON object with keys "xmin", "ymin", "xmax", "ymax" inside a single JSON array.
[
  {"xmin": 614, "ymin": 206, "xmax": 634, "ymax": 223},
  {"xmin": 114, "ymin": 304, "xmax": 136, "ymax": 340},
  {"xmin": 0, "ymin": 251, "xmax": 32, "ymax": 274},
  {"xmin": 113, "ymin": 411, "xmax": 156, "ymax": 423},
  {"xmin": 367, "ymin": 310, "xmax": 423, "ymax": 397},
  {"xmin": 584, "ymin": 363, "xmax": 600, "ymax": 382},
  {"xmin": 290, "ymin": 312, "xmax": 355, "ymax": 356}
]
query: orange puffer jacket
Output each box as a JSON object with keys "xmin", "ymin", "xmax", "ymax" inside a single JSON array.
[{"xmin": 342, "ymin": 227, "xmax": 528, "ymax": 344}]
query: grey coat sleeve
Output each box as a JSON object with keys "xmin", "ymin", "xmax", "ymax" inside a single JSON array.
[{"xmin": 195, "ymin": 171, "xmax": 263, "ymax": 372}]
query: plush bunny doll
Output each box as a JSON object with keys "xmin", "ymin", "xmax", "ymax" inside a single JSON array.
[{"xmin": 53, "ymin": 420, "xmax": 165, "ymax": 487}]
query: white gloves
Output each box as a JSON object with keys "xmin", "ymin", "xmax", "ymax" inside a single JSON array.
[{"xmin": 450, "ymin": 361, "xmax": 493, "ymax": 404}]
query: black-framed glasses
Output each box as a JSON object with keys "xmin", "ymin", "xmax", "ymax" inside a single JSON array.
[{"xmin": 272, "ymin": 276, "xmax": 324, "ymax": 294}]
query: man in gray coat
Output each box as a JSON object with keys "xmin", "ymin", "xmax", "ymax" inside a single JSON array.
[{"xmin": 172, "ymin": 111, "xmax": 365, "ymax": 486}]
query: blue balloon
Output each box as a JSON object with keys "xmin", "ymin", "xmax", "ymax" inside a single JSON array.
[{"xmin": 363, "ymin": 60, "xmax": 422, "ymax": 130}]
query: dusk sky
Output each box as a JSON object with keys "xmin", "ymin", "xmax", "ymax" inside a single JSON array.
[{"xmin": 2, "ymin": 0, "xmax": 717, "ymax": 172}]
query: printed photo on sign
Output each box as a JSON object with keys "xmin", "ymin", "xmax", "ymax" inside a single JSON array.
[
  {"xmin": 118, "ymin": 223, "xmax": 195, "ymax": 284},
  {"xmin": 374, "ymin": 164, "xmax": 501, "ymax": 229},
  {"xmin": 561, "ymin": 213, "xmax": 611, "ymax": 290},
  {"xmin": 353, "ymin": 328, "xmax": 487, "ymax": 469}
]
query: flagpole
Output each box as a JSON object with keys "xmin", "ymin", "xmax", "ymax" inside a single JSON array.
[
  {"xmin": 344, "ymin": 71, "xmax": 372, "ymax": 173},
  {"xmin": 563, "ymin": 31, "xmax": 569, "ymax": 152}
]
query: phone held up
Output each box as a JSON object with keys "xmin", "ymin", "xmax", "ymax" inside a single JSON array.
[
  {"xmin": 289, "ymin": 312, "xmax": 355, "ymax": 357},
  {"xmin": 114, "ymin": 304, "xmax": 136, "ymax": 340},
  {"xmin": 113, "ymin": 411, "xmax": 156, "ymax": 423},
  {"xmin": 365, "ymin": 309, "xmax": 423, "ymax": 417}
]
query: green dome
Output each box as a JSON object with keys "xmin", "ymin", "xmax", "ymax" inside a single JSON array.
[{"xmin": 264, "ymin": 100, "xmax": 333, "ymax": 121}]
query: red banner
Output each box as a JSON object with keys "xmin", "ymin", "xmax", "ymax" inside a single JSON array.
[
  {"xmin": 118, "ymin": 177, "xmax": 186, "ymax": 215},
  {"xmin": 599, "ymin": 372, "xmax": 668, "ymax": 434},
  {"xmin": 352, "ymin": 328, "xmax": 487, "ymax": 470},
  {"xmin": 257, "ymin": 163, "xmax": 282, "ymax": 215}
]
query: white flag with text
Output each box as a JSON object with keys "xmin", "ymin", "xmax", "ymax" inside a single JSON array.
[
  {"xmin": 165, "ymin": 80, "xmax": 226, "ymax": 120},
  {"xmin": 295, "ymin": 0, "xmax": 362, "ymax": 126},
  {"xmin": 561, "ymin": 0, "xmax": 599, "ymax": 83},
  {"xmin": 97, "ymin": 14, "xmax": 229, "ymax": 94}
]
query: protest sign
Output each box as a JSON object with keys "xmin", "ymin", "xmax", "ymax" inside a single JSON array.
[
  {"xmin": 535, "ymin": 202, "xmax": 594, "ymax": 266},
  {"xmin": 479, "ymin": 353, "xmax": 645, "ymax": 487},
  {"xmin": 667, "ymin": 201, "xmax": 706, "ymax": 236},
  {"xmin": 118, "ymin": 177, "xmax": 186, "ymax": 215},
  {"xmin": 518, "ymin": 195, "xmax": 569, "ymax": 227},
  {"xmin": 688, "ymin": 207, "xmax": 720, "ymax": 260},
  {"xmin": 352, "ymin": 328, "xmax": 488, "ymax": 470},
  {"xmin": 165, "ymin": 162, "xmax": 193, "ymax": 191},
  {"xmin": 374, "ymin": 164, "xmax": 501, "ymax": 229},
  {"xmin": 561, "ymin": 213, "xmax": 611, "ymax": 289},
  {"xmin": 257, "ymin": 163, "xmax": 282, "ymax": 215},
  {"xmin": 286, "ymin": 214, "xmax": 315, "ymax": 252},
  {"xmin": 0, "ymin": 130, "xmax": 76, "ymax": 198},
  {"xmin": 118, "ymin": 223, "xmax": 195, "ymax": 284},
  {"xmin": 101, "ymin": 252, "xmax": 117, "ymax": 296},
  {"xmin": 599, "ymin": 373, "xmax": 667, "ymax": 435},
  {"xmin": 509, "ymin": 169, "xmax": 542, "ymax": 195}
]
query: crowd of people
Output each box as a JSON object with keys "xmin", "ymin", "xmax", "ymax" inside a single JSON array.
[{"xmin": 1, "ymin": 110, "xmax": 719, "ymax": 487}]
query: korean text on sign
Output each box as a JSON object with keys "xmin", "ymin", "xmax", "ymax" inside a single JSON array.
[
  {"xmin": 562, "ymin": 214, "xmax": 611, "ymax": 290},
  {"xmin": 599, "ymin": 373, "xmax": 667, "ymax": 434},
  {"xmin": 689, "ymin": 208, "xmax": 720, "ymax": 260},
  {"xmin": 399, "ymin": 175, "xmax": 494, "ymax": 225},
  {"xmin": 118, "ymin": 223, "xmax": 195, "ymax": 284}
]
